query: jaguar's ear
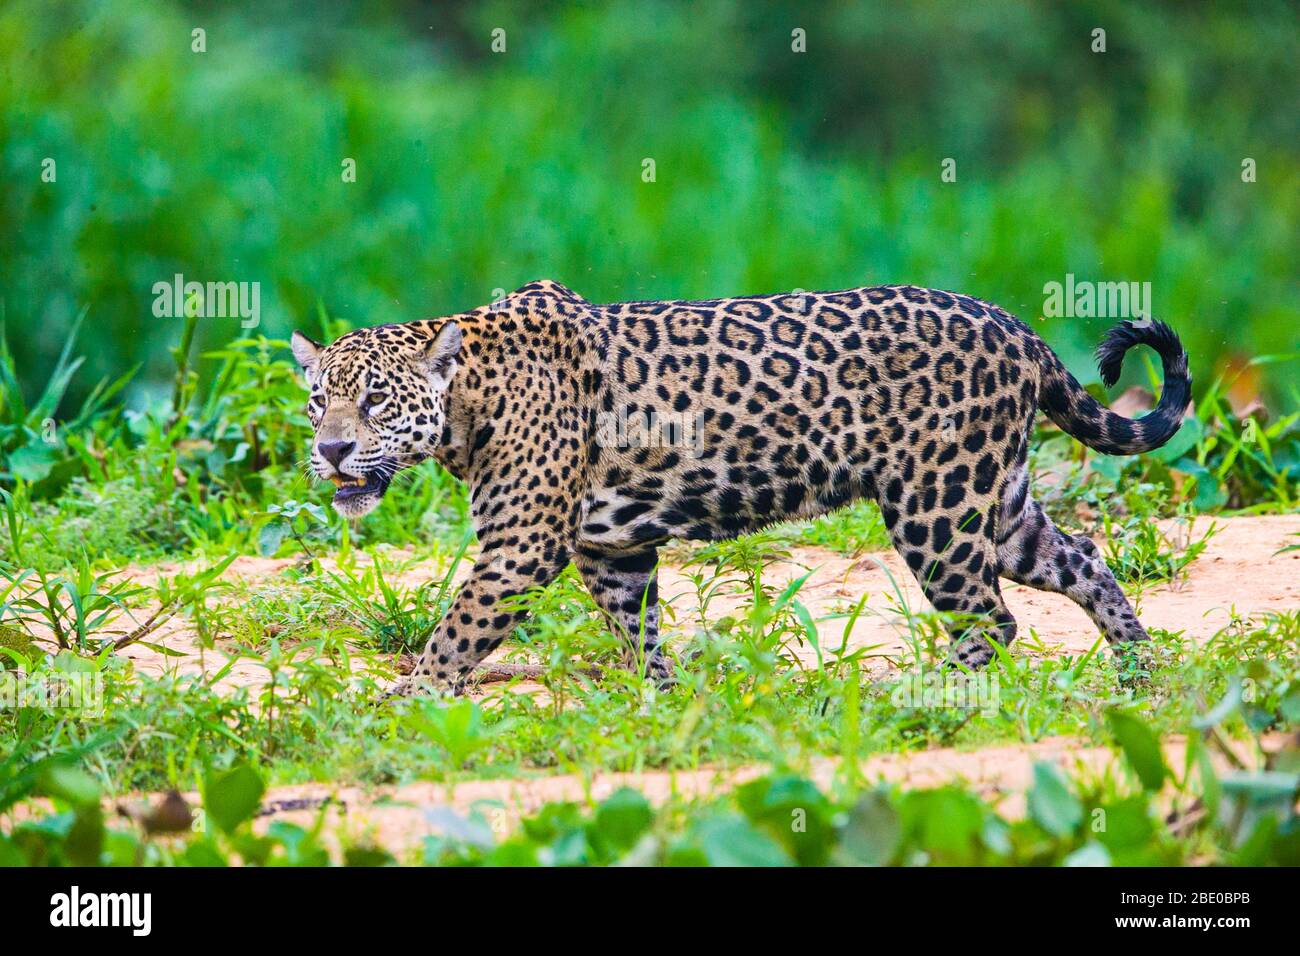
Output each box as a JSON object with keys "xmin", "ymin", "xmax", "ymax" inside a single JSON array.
[
  {"xmin": 291, "ymin": 331, "xmax": 323, "ymax": 382},
  {"xmin": 417, "ymin": 321, "xmax": 462, "ymax": 389}
]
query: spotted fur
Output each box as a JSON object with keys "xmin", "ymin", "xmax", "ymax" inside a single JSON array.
[{"xmin": 291, "ymin": 280, "xmax": 1190, "ymax": 691}]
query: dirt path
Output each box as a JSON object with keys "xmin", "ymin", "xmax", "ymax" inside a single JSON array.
[
  {"xmin": 658, "ymin": 512, "xmax": 1300, "ymax": 671},
  {"xmin": 113, "ymin": 513, "xmax": 1300, "ymax": 693}
]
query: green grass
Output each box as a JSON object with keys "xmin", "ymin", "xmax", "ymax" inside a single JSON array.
[
  {"xmin": 5, "ymin": 536, "xmax": 1298, "ymax": 788},
  {"xmin": 7, "ymin": 666, "xmax": 1299, "ymax": 865}
]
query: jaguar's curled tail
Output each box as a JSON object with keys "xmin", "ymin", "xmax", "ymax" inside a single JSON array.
[{"xmin": 1038, "ymin": 319, "xmax": 1192, "ymax": 455}]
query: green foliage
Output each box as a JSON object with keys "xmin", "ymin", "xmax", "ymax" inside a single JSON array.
[
  {"xmin": 1106, "ymin": 709, "xmax": 1170, "ymax": 792},
  {"xmin": 2, "ymin": 0, "xmax": 1297, "ymax": 412},
  {"xmin": 1028, "ymin": 762, "xmax": 1084, "ymax": 838},
  {"xmin": 203, "ymin": 764, "xmax": 265, "ymax": 834},
  {"xmin": 783, "ymin": 500, "xmax": 891, "ymax": 556},
  {"xmin": 7, "ymin": 720, "xmax": 1299, "ymax": 866},
  {"xmin": 317, "ymin": 539, "xmax": 470, "ymax": 654},
  {"xmin": 1034, "ymin": 363, "xmax": 1300, "ymax": 522},
  {"xmin": 404, "ymin": 698, "xmax": 501, "ymax": 772},
  {"xmin": 256, "ymin": 499, "xmax": 329, "ymax": 559},
  {"xmin": 1100, "ymin": 502, "xmax": 1216, "ymax": 591},
  {"xmin": 0, "ymin": 308, "xmax": 133, "ymax": 491}
]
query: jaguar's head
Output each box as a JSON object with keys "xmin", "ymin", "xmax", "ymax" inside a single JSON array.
[{"xmin": 291, "ymin": 320, "xmax": 461, "ymax": 517}]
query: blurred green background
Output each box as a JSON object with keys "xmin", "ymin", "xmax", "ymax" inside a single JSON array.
[{"xmin": 1, "ymin": 0, "xmax": 1297, "ymax": 410}]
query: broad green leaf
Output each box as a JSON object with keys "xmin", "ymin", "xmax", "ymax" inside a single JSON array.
[
  {"xmin": 1106, "ymin": 710, "xmax": 1168, "ymax": 791},
  {"xmin": 0, "ymin": 834, "xmax": 27, "ymax": 867},
  {"xmin": 1279, "ymin": 686, "xmax": 1300, "ymax": 724},
  {"xmin": 1220, "ymin": 770, "xmax": 1300, "ymax": 804},
  {"xmin": 735, "ymin": 774, "xmax": 833, "ymax": 865},
  {"xmin": 1193, "ymin": 679, "xmax": 1242, "ymax": 730},
  {"xmin": 899, "ymin": 787, "xmax": 987, "ymax": 863},
  {"xmin": 344, "ymin": 845, "xmax": 396, "ymax": 867},
  {"xmin": 257, "ymin": 520, "xmax": 288, "ymax": 557},
  {"xmin": 1064, "ymin": 842, "xmax": 1111, "ymax": 867},
  {"xmin": 64, "ymin": 804, "xmax": 105, "ymax": 866},
  {"xmin": 1028, "ymin": 762, "xmax": 1084, "ymax": 837},
  {"xmin": 7, "ymin": 440, "xmax": 56, "ymax": 482},
  {"xmin": 38, "ymin": 764, "xmax": 100, "ymax": 806},
  {"xmin": 1148, "ymin": 415, "xmax": 1202, "ymax": 463},
  {"xmin": 835, "ymin": 790, "xmax": 900, "ymax": 865},
  {"xmin": 183, "ymin": 840, "xmax": 229, "ymax": 867},
  {"xmin": 693, "ymin": 815, "xmax": 792, "ymax": 867},
  {"xmin": 204, "ymin": 764, "xmax": 266, "ymax": 833},
  {"xmin": 593, "ymin": 788, "xmax": 653, "ymax": 854},
  {"xmin": 1094, "ymin": 796, "xmax": 1154, "ymax": 851}
]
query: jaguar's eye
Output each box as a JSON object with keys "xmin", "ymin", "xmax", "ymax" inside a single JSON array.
[
  {"xmin": 364, "ymin": 392, "xmax": 388, "ymax": 409},
  {"xmin": 308, "ymin": 394, "xmax": 325, "ymax": 411}
]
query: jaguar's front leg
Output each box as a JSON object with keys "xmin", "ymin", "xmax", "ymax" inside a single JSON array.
[{"xmin": 393, "ymin": 535, "xmax": 570, "ymax": 698}]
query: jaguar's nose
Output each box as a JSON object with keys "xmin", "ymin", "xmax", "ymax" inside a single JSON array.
[{"xmin": 318, "ymin": 440, "xmax": 356, "ymax": 469}]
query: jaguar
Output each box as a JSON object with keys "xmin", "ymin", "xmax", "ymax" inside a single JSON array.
[{"xmin": 290, "ymin": 279, "xmax": 1189, "ymax": 694}]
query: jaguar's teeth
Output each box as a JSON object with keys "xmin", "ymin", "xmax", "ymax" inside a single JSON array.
[{"xmin": 329, "ymin": 476, "xmax": 345, "ymax": 488}]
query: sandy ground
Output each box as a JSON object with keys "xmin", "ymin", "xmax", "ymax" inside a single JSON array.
[
  {"xmin": 660, "ymin": 512, "xmax": 1300, "ymax": 669},
  {"xmin": 111, "ymin": 513, "xmax": 1300, "ymax": 693}
]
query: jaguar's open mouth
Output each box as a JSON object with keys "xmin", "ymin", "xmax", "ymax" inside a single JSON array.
[{"xmin": 327, "ymin": 471, "xmax": 391, "ymax": 507}]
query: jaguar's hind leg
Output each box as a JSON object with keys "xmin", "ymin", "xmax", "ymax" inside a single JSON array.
[
  {"xmin": 995, "ymin": 467, "xmax": 1148, "ymax": 650},
  {"xmin": 886, "ymin": 504, "xmax": 1018, "ymax": 669}
]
